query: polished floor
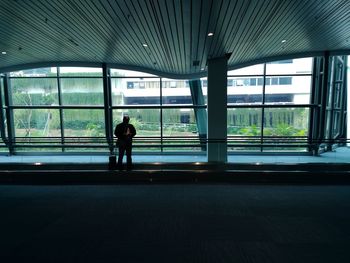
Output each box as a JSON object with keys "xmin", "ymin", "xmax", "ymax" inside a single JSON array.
[{"xmin": 0, "ymin": 184, "xmax": 349, "ymax": 263}]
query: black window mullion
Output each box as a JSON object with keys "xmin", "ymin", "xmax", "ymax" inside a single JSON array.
[
  {"xmin": 0, "ymin": 77, "xmax": 6, "ymax": 143},
  {"xmin": 57, "ymin": 67, "xmax": 65, "ymax": 152},
  {"xmin": 3, "ymin": 74, "xmax": 15, "ymax": 154},
  {"xmin": 160, "ymin": 77, "xmax": 163, "ymax": 153},
  {"xmin": 261, "ymin": 63, "xmax": 267, "ymax": 152},
  {"xmin": 103, "ymin": 63, "xmax": 113, "ymax": 154}
]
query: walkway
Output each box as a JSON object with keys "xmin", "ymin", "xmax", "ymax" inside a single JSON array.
[{"xmin": 0, "ymin": 147, "xmax": 349, "ymax": 164}]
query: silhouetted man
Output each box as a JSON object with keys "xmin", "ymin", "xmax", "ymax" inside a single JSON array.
[{"xmin": 114, "ymin": 115, "xmax": 136, "ymax": 170}]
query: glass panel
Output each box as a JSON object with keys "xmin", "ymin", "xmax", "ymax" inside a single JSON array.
[
  {"xmin": 266, "ymin": 58, "xmax": 313, "ymax": 75},
  {"xmin": 332, "ymin": 111, "xmax": 341, "ymax": 137},
  {"xmin": 228, "ymin": 64, "xmax": 264, "ymax": 75},
  {"xmin": 0, "ymin": 77, "xmax": 7, "ymax": 138},
  {"xmin": 162, "ymin": 78, "xmax": 193, "ymax": 105},
  {"xmin": 10, "ymin": 67, "xmax": 55, "ymax": 77},
  {"xmin": 227, "ymin": 108, "xmax": 262, "ymax": 137},
  {"xmin": 227, "ymin": 76, "xmax": 263, "ymax": 105},
  {"xmin": 110, "ymin": 69, "xmax": 157, "ymax": 77},
  {"xmin": 0, "ymin": 76, "xmax": 5, "ymax": 106},
  {"xmin": 63, "ymin": 109, "xmax": 105, "ymax": 137},
  {"xmin": 61, "ymin": 78, "xmax": 104, "ymax": 105},
  {"xmin": 263, "ymin": 108, "xmax": 309, "ymax": 152},
  {"xmin": 113, "ymin": 109, "xmax": 161, "ymax": 152},
  {"xmin": 265, "ymin": 76, "xmax": 312, "ymax": 105},
  {"xmin": 200, "ymin": 78, "xmax": 208, "ymax": 104},
  {"xmin": 59, "ymin": 67, "xmax": 102, "ymax": 77},
  {"xmin": 0, "ymin": 143, "xmax": 7, "ymax": 152},
  {"xmin": 11, "ymin": 78, "xmax": 59, "ymax": 106},
  {"xmin": 14, "ymin": 109, "xmax": 61, "ymax": 137},
  {"xmin": 263, "ymin": 108, "xmax": 309, "ymax": 136},
  {"xmin": 162, "ymin": 109, "xmax": 202, "ymax": 152},
  {"xmin": 334, "ymin": 82, "xmax": 343, "ymax": 108},
  {"xmin": 227, "ymin": 108, "xmax": 262, "ymax": 151},
  {"xmin": 111, "ymin": 77, "xmax": 160, "ymax": 106}
]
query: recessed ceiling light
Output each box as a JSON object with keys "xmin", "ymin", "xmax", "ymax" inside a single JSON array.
[
  {"xmin": 201, "ymin": 68, "xmax": 205, "ymax": 71},
  {"xmin": 142, "ymin": 43, "xmax": 148, "ymax": 47},
  {"xmin": 208, "ymin": 32, "xmax": 214, "ymax": 37},
  {"xmin": 1, "ymin": 51, "xmax": 6, "ymax": 55},
  {"xmin": 281, "ymin": 39, "xmax": 287, "ymax": 43}
]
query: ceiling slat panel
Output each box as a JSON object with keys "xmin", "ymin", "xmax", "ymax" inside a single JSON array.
[
  {"xmin": 0, "ymin": 0, "xmax": 350, "ymax": 77},
  {"xmin": 215, "ymin": 0, "xmax": 251, "ymax": 58},
  {"xmin": 194, "ymin": 0, "xmax": 213, "ymax": 72},
  {"xmin": 208, "ymin": 0, "xmax": 239, "ymax": 60},
  {"xmin": 158, "ymin": 0, "xmax": 178, "ymax": 73},
  {"xmin": 172, "ymin": 0, "xmax": 186, "ymax": 74},
  {"xmin": 181, "ymin": 0, "xmax": 192, "ymax": 74},
  {"xmin": 98, "ymin": 0, "xmax": 144, "ymax": 65},
  {"xmin": 147, "ymin": 0, "xmax": 173, "ymax": 73},
  {"xmin": 0, "ymin": 3, "xmax": 76, "ymax": 62},
  {"xmin": 39, "ymin": 0, "xmax": 103, "ymax": 60},
  {"xmin": 204, "ymin": 0, "xmax": 230, "ymax": 65},
  {"xmin": 237, "ymin": 0, "xmax": 283, "ymax": 62},
  {"xmin": 197, "ymin": 0, "xmax": 222, "ymax": 70},
  {"xmin": 106, "ymin": 0, "xmax": 154, "ymax": 67},
  {"xmin": 132, "ymin": 0, "xmax": 166, "ymax": 71}
]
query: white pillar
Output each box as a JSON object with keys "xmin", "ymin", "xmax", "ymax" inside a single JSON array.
[{"xmin": 207, "ymin": 56, "xmax": 228, "ymax": 162}]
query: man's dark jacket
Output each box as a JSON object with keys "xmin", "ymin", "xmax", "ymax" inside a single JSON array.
[{"xmin": 114, "ymin": 122, "xmax": 136, "ymax": 143}]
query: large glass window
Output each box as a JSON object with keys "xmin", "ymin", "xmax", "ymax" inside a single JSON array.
[
  {"xmin": 14, "ymin": 109, "xmax": 61, "ymax": 137},
  {"xmin": 11, "ymin": 78, "xmax": 58, "ymax": 106},
  {"xmin": 63, "ymin": 109, "xmax": 105, "ymax": 137},
  {"xmin": 266, "ymin": 58, "xmax": 312, "ymax": 75},
  {"xmin": 113, "ymin": 109, "xmax": 161, "ymax": 152},
  {"xmin": 59, "ymin": 67, "xmax": 103, "ymax": 105},
  {"xmin": 13, "ymin": 108, "xmax": 61, "ymax": 152},
  {"xmin": 228, "ymin": 58, "xmax": 313, "ymax": 152},
  {"xmin": 228, "ymin": 64, "xmax": 264, "ymax": 105},
  {"xmin": 9, "ymin": 68, "xmax": 61, "ymax": 152},
  {"xmin": 264, "ymin": 76, "xmax": 312, "ymax": 105},
  {"xmin": 263, "ymin": 108, "xmax": 309, "ymax": 136},
  {"xmin": 263, "ymin": 108, "xmax": 309, "ymax": 152},
  {"xmin": 61, "ymin": 78, "xmax": 103, "ymax": 105},
  {"xmin": 111, "ymin": 77, "xmax": 160, "ymax": 106},
  {"xmin": 162, "ymin": 79, "xmax": 192, "ymax": 105},
  {"xmin": 0, "ymin": 58, "xmax": 316, "ymax": 154},
  {"xmin": 228, "ymin": 64, "xmax": 264, "ymax": 75},
  {"xmin": 227, "ymin": 108, "xmax": 262, "ymax": 152},
  {"xmin": 162, "ymin": 108, "xmax": 202, "ymax": 151}
]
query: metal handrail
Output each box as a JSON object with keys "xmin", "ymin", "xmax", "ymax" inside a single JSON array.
[{"xmin": 2, "ymin": 136, "xmax": 347, "ymax": 150}]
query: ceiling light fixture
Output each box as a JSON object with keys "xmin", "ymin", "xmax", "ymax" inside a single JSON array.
[
  {"xmin": 1, "ymin": 51, "xmax": 6, "ymax": 55},
  {"xmin": 281, "ymin": 39, "xmax": 287, "ymax": 43},
  {"xmin": 208, "ymin": 32, "xmax": 214, "ymax": 37},
  {"xmin": 142, "ymin": 43, "xmax": 148, "ymax": 47}
]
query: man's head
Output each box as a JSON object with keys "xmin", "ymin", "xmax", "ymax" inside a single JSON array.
[{"xmin": 123, "ymin": 115, "xmax": 130, "ymax": 124}]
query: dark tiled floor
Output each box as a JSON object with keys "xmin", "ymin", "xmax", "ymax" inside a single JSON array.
[{"xmin": 0, "ymin": 185, "xmax": 349, "ymax": 262}]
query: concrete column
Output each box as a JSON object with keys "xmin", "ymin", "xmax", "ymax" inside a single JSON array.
[{"xmin": 207, "ymin": 56, "xmax": 228, "ymax": 162}]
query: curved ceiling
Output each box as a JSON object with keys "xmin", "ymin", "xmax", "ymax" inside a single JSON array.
[{"xmin": 1, "ymin": 0, "xmax": 350, "ymax": 78}]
